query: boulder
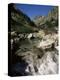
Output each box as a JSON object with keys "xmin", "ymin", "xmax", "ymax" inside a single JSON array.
[
  {"xmin": 37, "ymin": 39, "xmax": 54, "ymax": 49},
  {"xmin": 27, "ymin": 33, "xmax": 33, "ymax": 39}
]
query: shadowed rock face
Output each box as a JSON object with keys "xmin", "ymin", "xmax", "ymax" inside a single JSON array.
[{"xmin": 11, "ymin": 62, "xmax": 32, "ymax": 76}]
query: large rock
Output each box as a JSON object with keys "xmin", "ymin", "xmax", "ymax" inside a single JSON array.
[
  {"xmin": 37, "ymin": 39, "xmax": 54, "ymax": 49},
  {"xmin": 38, "ymin": 51, "xmax": 58, "ymax": 75},
  {"xmin": 27, "ymin": 33, "xmax": 33, "ymax": 39}
]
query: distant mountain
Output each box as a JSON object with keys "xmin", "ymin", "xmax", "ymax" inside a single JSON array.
[
  {"xmin": 33, "ymin": 6, "xmax": 58, "ymax": 31},
  {"xmin": 33, "ymin": 16, "xmax": 46, "ymax": 26},
  {"xmin": 9, "ymin": 3, "xmax": 37, "ymax": 33}
]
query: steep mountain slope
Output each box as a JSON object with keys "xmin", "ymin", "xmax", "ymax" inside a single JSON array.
[
  {"xmin": 33, "ymin": 6, "xmax": 58, "ymax": 31},
  {"xmin": 9, "ymin": 4, "xmax": 37, "ymax": 33}
]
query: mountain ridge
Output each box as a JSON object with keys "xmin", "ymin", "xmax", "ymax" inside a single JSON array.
[
  {"xmin": 33, "ymin": 6, "xmax": 58, "ymax": 31},
  {"xmin": 10, "ymin": 3, "xmax": 38, "ymax": 33}
]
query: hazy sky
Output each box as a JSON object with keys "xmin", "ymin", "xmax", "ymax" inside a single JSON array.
[{"xmin": 15, "ymin": 4, "xmax": 54, "ymax": 20}]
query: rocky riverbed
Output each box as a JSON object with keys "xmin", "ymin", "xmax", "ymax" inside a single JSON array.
[{"xmin": 10, "ymin": 32, "xmax": 59, "ymax": 76}]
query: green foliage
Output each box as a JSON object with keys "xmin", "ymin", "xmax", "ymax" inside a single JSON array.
[
  {"xmin": 45, "ymin": 21, "xmax": 52, "ymax": 28},
  {"xmin": 45, "ymin": 18, "xmax": 58, "ymax": 29},
  {"xmin": 55, "ymin": 19, "xmax": 58, "ymax": 26}
]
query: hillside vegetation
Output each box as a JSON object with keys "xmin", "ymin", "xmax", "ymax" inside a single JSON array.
[
  {"xmin": 10, "ymin": 4, "xmax": 37, "ymax": 33},
  {"xmin": 33, "ymin": 6, "xmax": 58, "ymax": 32}
]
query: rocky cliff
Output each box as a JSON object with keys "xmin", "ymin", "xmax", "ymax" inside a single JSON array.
[{"xmin": 33, "ymin": 6, "xmax": 58, "ymax": 32}]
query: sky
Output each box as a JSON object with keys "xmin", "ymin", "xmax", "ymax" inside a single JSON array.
[{"xmin": 15, "ymin": 4, "xmax": 54, "ymax": 20}]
